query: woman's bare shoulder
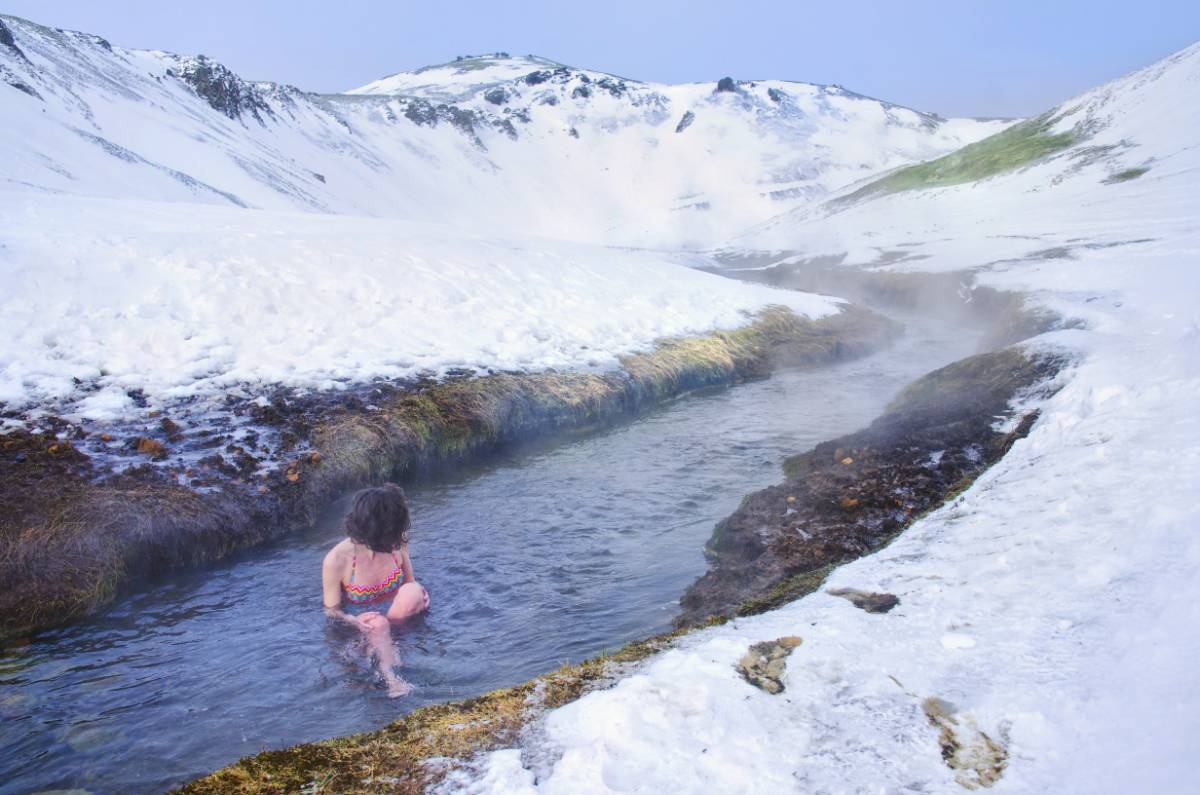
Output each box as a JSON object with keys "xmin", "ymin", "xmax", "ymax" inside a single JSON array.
[{"xmin": 323, "ymin": 538, "xmax": 353, "ymax": 567}]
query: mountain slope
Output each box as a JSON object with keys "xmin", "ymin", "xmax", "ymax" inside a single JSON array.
[
  {"xmin": 0, "ymin": 15, "xmax": 1007, "ymax": 247},
  {"xmin": 739, "ymin": 40, "xmax": 1200, "ymax": 254}
]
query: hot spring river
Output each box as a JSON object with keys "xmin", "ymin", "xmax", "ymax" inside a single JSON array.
[{"xmin": 0, "ymin": 312, "xmax": 978, "ymax": 794}]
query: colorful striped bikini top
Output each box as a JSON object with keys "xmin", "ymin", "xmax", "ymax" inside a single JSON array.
[{"xmin": 342, "ymin": 546, "xmax": 405, "ymax": 605}]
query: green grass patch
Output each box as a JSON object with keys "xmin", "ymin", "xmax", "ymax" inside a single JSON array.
[
  {"xmin": 1105, "ymin": 166, "xmax": 1149, "ymax": 183},
  {"xmin": 735, "ymin": 565, "xmax": 836, "ymax": 617},
  {"xmin": 841, "ymin": 112, "xmax": 1077, "ymax": 201}
]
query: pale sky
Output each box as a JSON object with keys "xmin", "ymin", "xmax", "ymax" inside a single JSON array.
[{"xmin": 3, "ymin": 0, "xmax": 1198, "ymax": 117}]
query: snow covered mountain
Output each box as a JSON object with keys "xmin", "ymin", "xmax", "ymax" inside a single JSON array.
[{"xmin": 0, "ymin": 15, "xmax": 1006, "ymax": 248}]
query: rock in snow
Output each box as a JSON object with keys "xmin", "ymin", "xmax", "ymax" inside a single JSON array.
[
  {"xmin": 736, "ymin": 636, "xmax": 803, "ymax": 694},
  {"xmin": 827, "ymin": 587, "xmax": 901, "ymax": 613}
]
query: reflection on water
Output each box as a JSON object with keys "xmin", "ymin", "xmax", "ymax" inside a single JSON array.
[{"xmin": 0, "ymin": 313, "xmax": 977, "ymax": 794}]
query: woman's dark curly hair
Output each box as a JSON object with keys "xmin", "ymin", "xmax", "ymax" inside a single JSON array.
[{"xmin": 344, "ymin": 483, "xmax": 411, "ymax": 552}]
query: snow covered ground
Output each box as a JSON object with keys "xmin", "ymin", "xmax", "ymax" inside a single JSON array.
[
  {"xmin": 0, "ymin": 11, "xmax": 993, "ymax": 426},
  {"xmin": 0, "ymin": 192, "xmax": 837, "ymax": 422},
  {"xmin": 443, "ymin": 43, "xmax": 1200, "ymax": 795}
]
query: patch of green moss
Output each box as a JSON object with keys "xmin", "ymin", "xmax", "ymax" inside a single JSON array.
[
  {"xmin": 413, "ymin": 57, "xmax": 495, "ymax": 74},
  {"xmin": 1105, "ymin": 166, "xmax": 1149, "ymax": 183},
  {"xmin": 884, "ymin": 348, "xmax": 1047, "ymax": 417},
  {"xmin": 842, "ymin": 113, "xmax": 1076, "ymax": 200},
  {"xmin": 735, "ymin": 565, "xmax": 836, "ymax": 617}
]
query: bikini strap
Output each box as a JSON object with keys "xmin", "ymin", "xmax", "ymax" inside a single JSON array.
[{"xmin": 349, "ymin": 543, "xmax": 357, "ymax": 584}]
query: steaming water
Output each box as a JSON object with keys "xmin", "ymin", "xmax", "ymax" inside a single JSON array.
[{"xmin": 0, "ymin": 313, "xmax": 977, "ymax": 794}]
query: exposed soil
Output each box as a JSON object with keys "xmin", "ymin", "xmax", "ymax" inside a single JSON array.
[
  {"xmin": 675, "ymin": 348, "xmax": 1065, "ymax": 626},
  {"xmin": 735, "ymin": 635, "xmax": 803, "ymax": 694},
  {"xmin": 923, "ymin": 696, "xmax": 1010, "ymax": 789},
  {"xmin": 0, "ymin": 305, "xmax": 899, "ymax": 634}
]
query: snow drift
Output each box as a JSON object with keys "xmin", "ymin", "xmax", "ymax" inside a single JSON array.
[{"xmin": 0, "ymin": 192, "xmax": 838, "ymax": 420}]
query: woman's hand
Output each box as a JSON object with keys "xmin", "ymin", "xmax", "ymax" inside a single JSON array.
[{"xmin": 355, "ymin": 611, "xmax": 390, "ymax": 633}]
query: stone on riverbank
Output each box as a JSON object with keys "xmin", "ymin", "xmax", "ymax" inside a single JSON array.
[
  {"xmin": 735, "ymin": 635, "xmax": 803, "ymax": 694},
  {"xmin": 827, "ymin": 587, "xmax": 900, "ymax": 613}
]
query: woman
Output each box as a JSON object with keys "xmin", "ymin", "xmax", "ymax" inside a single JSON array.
[{"xmin": 322, "ymin": 483, "xmax": 430, "ymax": 696}]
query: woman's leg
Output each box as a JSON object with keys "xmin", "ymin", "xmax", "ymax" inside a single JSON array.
[
  {"xmin": 358, "ymin": 611, "xmax": 410, "ymax": 696},
  {"xmin": 386, "ymin": 582, "xmax": 429, "ymax": 622}
]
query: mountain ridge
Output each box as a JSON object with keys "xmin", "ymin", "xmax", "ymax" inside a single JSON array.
[{"xmin": 0, "ymin": 11, "xmax": 1009, "ymax": 247}]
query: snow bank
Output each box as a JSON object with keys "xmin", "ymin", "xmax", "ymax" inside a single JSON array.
[{"xmin": 0, "ymin": 192, "xmax": 837, "ymax": 419}]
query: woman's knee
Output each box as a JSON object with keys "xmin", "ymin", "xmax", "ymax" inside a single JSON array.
[{"xmin": 388, "ymin": 582, "xmax": 427, "ymax": 620}]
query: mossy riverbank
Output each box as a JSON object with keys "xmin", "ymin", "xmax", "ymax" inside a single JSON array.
[
  {"xmin": 0, "ymin": 304, "xmax": 899, "ymax": 634},
  {"xmin": 676, "ymin": 347, "xmax": 1065, "ymax": 624}
]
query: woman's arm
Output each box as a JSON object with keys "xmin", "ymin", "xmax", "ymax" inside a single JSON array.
[
  {"xmin": 400, "ymin": 546, "xmax": 430, "ymax": 610},
  {"xmin": 322, "ymin": 546, "xmax": 366, "ymax": 627},
  {"xmin": 400, "ymin": 544, "xmax": 416, "ymax": 584}
]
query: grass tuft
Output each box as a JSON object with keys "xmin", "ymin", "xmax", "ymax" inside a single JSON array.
[{"xmin": 735, "ymin": 565, "xmax": 836, "ymax": 617}]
